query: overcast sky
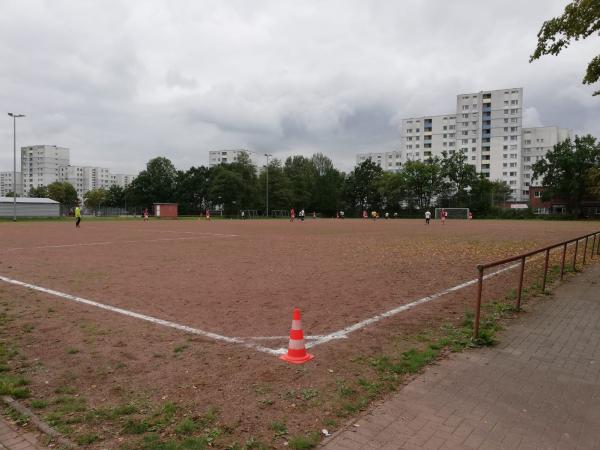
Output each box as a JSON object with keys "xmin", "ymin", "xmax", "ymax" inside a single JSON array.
[{"xmin": 1, "ymin": 0, "xmax": 598, "ymax": 174}]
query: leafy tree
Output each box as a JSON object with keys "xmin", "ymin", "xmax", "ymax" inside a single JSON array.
[
  {"xmin": 400, "ymin": 159, "xmax": 448, "ymax": 210},
  {"xmin": 468, "ymin": 177, "xmax": 512, "ymax": 215},
  {"xmin": 588, "ymin": 166, "xmax": 600, "ymax": 198},
  {"xmin": 530, "ymin": 0, "xmax": 600, "ymax": 95},
  {"xmin": 533, "ymin": 135, "xmax": 600, "ymax": 216},
  {"xmin": 258, "ymin": 159, "xmax": 293, "ymax": 212},
  {"xmin": 47, "ymin": 181, "xmax": 78, "ymax": 207},
  {"xmin": 175, "ymin": 166, "xmax": 212, "ymax": 214},
  {"xmin": 226, "ymin": 152, "xmax": 260, "ymax": 210},
  {"xmin": 84, "ymin": 188, "xmax": 107, "ymax": 213},
  {"xmin": 28, "ymin": 186, "xmax": 49, "ymax": 198},
  {"xmin": 104, "ymin": 185, "xmax": 125, "ymax": 208},
  {"xmin": 3, "ymin": 191, "xmax": 19, "ymax": 197},
  {"xmin": 440, "ymin": 151, "xmax": 479, "ymax": 206},
  {"xmin": 311, "ymin": 153, "xmax": 345, "ymax": 215},
  {"xmin": 344, "ymin": 159, "xmax": 384, "ymax": 212},
  {"xmin": 284, "ymin": 155, "xmax": 317, "ymax": 210},
  {"xmin": 208, "ymin": 166, "xmax": 245, "ymax": 214},
  {"xmin": 128, "ymin": 157, "xmax": 177, "ymax": 207}
]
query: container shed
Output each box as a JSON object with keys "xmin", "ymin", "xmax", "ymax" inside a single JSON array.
[
  {"xmin": 153, "ymin": 203, "xmax": 178, "ymax": 219},
  {"xmin": 0, "ymin": 197, "xmax": 60, "ymax": 217}
]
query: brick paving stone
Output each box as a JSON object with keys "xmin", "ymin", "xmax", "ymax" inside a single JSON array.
[
  {"xmin": 320, "ymin": 265, "xmax": 600, "ymax": 449},
  {"xmin": 0, "ymin": 417, "xmax": 46, "ymax": 449}
]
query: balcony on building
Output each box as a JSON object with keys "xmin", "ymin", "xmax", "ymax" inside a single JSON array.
[{"xmin": 482, "ymin": 105, "xmax": 491, "ymax": 112}]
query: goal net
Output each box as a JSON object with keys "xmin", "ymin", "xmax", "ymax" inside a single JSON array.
[
  {"xmin": 239, "ymin": 209, "xmax": 258, "ymax": 219},
  {"xmin": 270, "ymin": 209, "xmax": 289, "ymax": 217},
  {"xmin": 434, "ymin": 208, "xmax": 470, "ymax": 219}
]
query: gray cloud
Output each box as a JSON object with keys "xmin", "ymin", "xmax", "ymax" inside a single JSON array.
[{"xmin": 1, "ymin": 0, "xmax": 599, "ymax": 174}]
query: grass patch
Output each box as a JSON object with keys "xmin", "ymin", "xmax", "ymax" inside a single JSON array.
[
  {"xmin": 66, "ymin": 348, "xmax": 80, "ymax": 355},
  {"xmin": 4, "ymin": 405, "xmax": 29, "ymax": 426},
  {"xmin": 123, "ymin": 418, "xmax": 150, "ymax": 434},
  {"xmin": 270, "ymin": 420, "xmax": 287, "ymax": 438},
  {"xmin": 30, "ymin": 399, "xmax": 48, "ymax": 409},
  {"xmin": 0, "ymin": 374, "xmax": 30, "ymax": 398},
  {"xmin": 175, "ymin": 417, "xmax": 198, "ymax": 435},
  {"xmin": 75, "ymin": 433, "xmax": 100, "ymax": 445},
  {"xmin": 288, "ymin": 432, "xmax": 320, "ymax": 449},
  {"xmin": 173, "ymin": 345, "xmax": 189, "ymax": 354}
]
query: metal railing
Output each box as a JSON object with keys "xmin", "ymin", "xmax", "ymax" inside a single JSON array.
[{"xmin": 473, "ymin": 230, "xmax": 600, "ymax": 338}]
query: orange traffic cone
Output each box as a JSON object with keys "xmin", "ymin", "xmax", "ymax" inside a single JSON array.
[{"xmin": 280, "ymin": 308, "xmax": 314, "ymax": 364}]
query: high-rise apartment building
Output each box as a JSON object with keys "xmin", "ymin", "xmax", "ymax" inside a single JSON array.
[
  {"xmin": 401, "ymin": 114, "xmax": 457, "ymax": 162},
  {"xmin": 21, "ymin": 145, "xmax": 70, "ymax": 195},
  {"xmin": 522, "ymin": 126, "xmax": 570, "ymax": 192},
  {"xmin": 356, "ymin": 151, "xmax": 403, "ymax": 172},
  {"xmin": 0, "ymin": 172, "xmax": 22, "ymax": 196},
  {"xmin": 208, "ymin": 149, "xmax": 260, "ymax": 168},
  {"xmin": 357, "ymin": 88, "xmax": 569, "ymax": 201}
]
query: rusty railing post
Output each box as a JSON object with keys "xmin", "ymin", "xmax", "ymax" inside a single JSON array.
[
  {"xmin": 572, "ymin": 239, "xmax": 579, "ymax": 272},
  {"xmin": 592, "ymin": 234, "xmax": 596, "ymax": 260},
  {"xmin": 542, "ymin": 248, "xmax": 550, "ymax": 293},
  {"xmin": 473, "ymin": 265, "xmax": 484, "ymax": 340},
  {"xmin": 597, "ymin": 232, "xmax": 600, "ymax": 255},
  {"xmin": 583, "ymin": 236, "xmax": 588, "ymax": 265},
  {"xmin": 561, "ymin": 243, "xmax": 567, "ymax": 280},
  {"xmin": 516, "ymin": 256, "xmax": 526, "ymax": 310}
]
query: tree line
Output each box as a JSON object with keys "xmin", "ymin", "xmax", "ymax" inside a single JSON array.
[{"xmin": 21, "ymin": 134, "xmax": 600, "ymax": 218}]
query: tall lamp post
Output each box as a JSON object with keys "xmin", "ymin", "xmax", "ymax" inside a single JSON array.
[
  {"xmin": 8, "ymin": 113, "xmax": 26, "ymax": 222},
  {"xmin": 264, "ymin": 153, "xmax": 272, "ymax": 218}
]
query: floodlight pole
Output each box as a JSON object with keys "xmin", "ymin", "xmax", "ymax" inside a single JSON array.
[
  {"xmin": 8, "ymin": 113, "xmax": 26, "ymax": 222},
  {"xmin": 264, "ymin": 153, "xmax": 272, "ymax": 218}
]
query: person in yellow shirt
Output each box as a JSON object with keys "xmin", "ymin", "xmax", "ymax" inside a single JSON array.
[{"xmin": 75, "ymin": 205, "xmax": 81, "ymax": 228}]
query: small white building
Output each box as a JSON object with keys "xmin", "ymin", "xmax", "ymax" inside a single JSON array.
[{"xmin": 0, "ymin": 197, "xmax": 60, "ymax": 217}]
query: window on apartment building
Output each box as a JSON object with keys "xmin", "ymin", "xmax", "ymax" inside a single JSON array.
[
  {"xmin": 415, "ymin": 128, "xmax": 420, "ymax": 132},
  {"xmin": 504, "ymin": 127, "xmax": 509, "ymax": 132},
  {"xmin": 504, "ymin": 109, "xmax": 509, "ymax": 114},
  {"xmin": 504, "ymin": 119, "xmax": 509, "ymax": 124},
  {"xmin": 511, "ymin": 109, "xmax": 518, "ymax": 114},
  {"xmin": 510, "ymin": 135, "xmax": 518, "ymax": 141},
  {"xmin": 511, "ymin": 100, "xmax": 519, "ymax": 105},
  {"xmin": 510, "ymin": 154, "xmax": 517, "ymax": 159},
  {"xmin": 449, "ymin": 133, "xmax": 455, "ymax": 137},
  {"xmin": 443, "ymin": 142, "xmax": 447, "ymax": 147},
  {"xmin": 510, "ymin": 171, "xmax": 517, "ymax": 176},
  {"xmin": 462, "ymin": 139, "xmax": 468, "ymax": 144},
  {"xmin": 503, "ymin": 171, "xmax": 507, "ymax": 176},
  {"xmin": 443, "ymin": 134, "xmax": 447, "ymax": 138},
  {"xmin": 510, "ymin": 145, "xmax": 518, "ymax": 150},
  {"xmin": 416, "ymin": 144, "xmax": 420, "ymax": 148},
  {"xmin": 511, "ymin": 127, "xmax": 518, "ymax": 132},
  {"xmin": 504, "ymin": 136, "xmax": 509, "ymax": 141},
  {"xmin": 472, "ymin": 147, "xmax": 476, "ymax": 152},
  {"xmin": 525, "ymin": 140, "xmax": 531, "ymax": 145},
  {"xmin": 415, "ymin": 136, "xmax": 420, "ymax": 140},
  {"xmin": 462, "ymin": 113, "xmax": 469, "ymax": 118},
  {"xmin": 511, "ymin": 118, "xmax": 518, "ymax": 123},
  {"xmin": 462, "ymin": 131, "xmax": 468, "ymax": 136},
  {"xmin": 462, "ymin": 105, "xmax": 469, "ymax": 111},
  {"xmin": 510, "ymin": 163, "xmax": 517, "ymax": 167},
  {"xmin": 462, "ymin": 121, "xmax": 469, "ymax": 127},
  {"xmin": 510, "ymin": 180, "xmax": 516, "ymax": 185},
  {"xmin": 448, "ymin": 142, "xmax": 455, "ymax": 147},
  {"xmin": 472, "ymin": 121, "xmax": 477, "ymax": 126},
  {"xmin": 471, "ymin": 156, "xmax": 476, "ymax": 160},
  {"xmin": 524, "ymin": 156, "xmax": 531, "ymax": 162},
  {"xmin": 503, "ymin": 154, "xmax": 508, "ymax": 159},
  {"xmin": 407, "ymin": 128, "xmax": 412, "ymax": 133}
]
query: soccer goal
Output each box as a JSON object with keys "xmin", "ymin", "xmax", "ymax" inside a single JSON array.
[
  {"xmin": 239, "ymin": 209, "xmax": 258, "ymax": 219},
  {"xmin": 434, "ymin": 208, "xmax": 470, "ymax": 219},
  {"xmin": 270, "ymin": 209, "xmax": 289, "ymax": 218}
]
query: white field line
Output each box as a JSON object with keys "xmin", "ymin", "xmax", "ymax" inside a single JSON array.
[
  {"xmin": 298, "ymin": 243, "xmax": 584, "ymax": 352},
  {"xmin": 0, "ymin": 274, "xmax": 283, "ymax": 356},
  {"xmin": 0, "ymin": 236, "xmax": 231, "ymax": 253},
  {"xmin": 144, "ymin": 230, "xmax": 239, "ymax": 238}
]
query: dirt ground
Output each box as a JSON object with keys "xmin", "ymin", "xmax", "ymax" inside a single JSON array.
[{"xmin": 0, "ymin": 218, "xmax": 598, "ymax": 448}]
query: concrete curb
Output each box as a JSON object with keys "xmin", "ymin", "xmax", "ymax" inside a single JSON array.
[{"xmin": 2, "ymin": 396, "xmax": 77, "ymax": 449}]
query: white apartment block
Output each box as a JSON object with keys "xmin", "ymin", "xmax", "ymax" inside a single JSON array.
[
  {"xmin": 0, "ymin": 172, "xmax": 22, "ymax": 196},
  {"xmin": 522, "ymin": 126, "xmax": 570, "ymax": 191},
  {"xmin": 111, "ymin": 174, "xmax": 135, "ymax": 189},
  {"xmin": 356, "ymin": 151, "xmax": 403, "ymax": 172},
  {"xmin": 401, "ymin": 114, "xmax": 457, "ymax": 162},
  {"xmin": 58, "ymin": 166, "xmax": 136, "ymax": 200},
  {"xmin": 209, "ymin": 149, "xmax": 260, "ymax": 168},
  {"xmin": 21, "ymin": 145, "xmax": 70, "ymax": 195},
  {"xmin": 358, "ymin": 88, "xmax": 570, "ymax": 201}
]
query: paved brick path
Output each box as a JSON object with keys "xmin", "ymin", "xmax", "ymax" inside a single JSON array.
[
  {"xmin": 0, "ymin": 417, "xmax": 46, "ymax": 450},
  {"xmin": 322, "ymin": 264, "xmax": 600, "ymax": 450}
]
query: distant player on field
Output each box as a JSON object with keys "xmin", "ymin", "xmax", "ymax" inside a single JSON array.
[
  {"xmin": 362, "ymin": 210, "xmax": 368, "ymax": 219},
  {"xmin": 205, "ymin": 208, "xmax": 210, "ymax": 220},
  {"xmin": 299, "ymin": 209, "xmax": 305, "ymax": 222},
  {"xmin": 441, "ymin": 208, "xmax": 447, "ymax": 225},
  {"xmin": 468, "ymin": 211, "xmax": 473, "ymax": 220},
  {"xmin": 425, "ymin": 210, "xmax": 431, "ymax": 225},
  {"xmin": 290, "ymin": 207, "xmax": 295, "ymax": 222},
  {"xmin": 75, "ymin": 204, "xmax": 81, "ymax": 228},
  {"xmin": 143, "ymin": 208, "xmax": 149, "ymax": 222}
]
